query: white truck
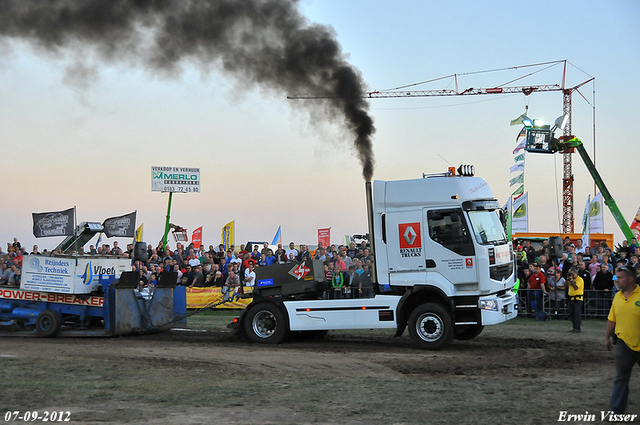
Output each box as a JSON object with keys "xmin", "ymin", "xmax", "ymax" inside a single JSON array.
[{"xmin": 239, "ymin": 167, "xmax": 517, "ymax": 349}]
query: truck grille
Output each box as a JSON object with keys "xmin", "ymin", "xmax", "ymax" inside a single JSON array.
[{"xmin": 490, "ymin": 263, "xmax": 512, "ymax": 281}]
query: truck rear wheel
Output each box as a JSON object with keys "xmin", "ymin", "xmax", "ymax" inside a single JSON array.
[
  {"xmin": 454, "ymin": 325, "xmax": 484, "ymax": 341},
  {"xmin": 35, "ymin": 309, "xmax": 62, "ymax": 337},
  {"xmin": 408, "ymin": 303, "xmax": 453, "ymax": 350},
  {"xmin": 243, "ymin": 303, "xmax": 287, "ymax": 344}
]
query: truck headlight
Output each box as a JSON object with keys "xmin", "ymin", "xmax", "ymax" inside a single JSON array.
[{"xmin": 480, "ymin": 300, "xmax": 498, "ymax": 311}]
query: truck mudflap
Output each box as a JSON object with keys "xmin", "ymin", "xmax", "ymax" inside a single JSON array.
[{"xmin": 478, "ymin": 290, "xmax": 517, "ymax": 326}]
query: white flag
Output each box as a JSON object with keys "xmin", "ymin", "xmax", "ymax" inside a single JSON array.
[
  {"xmin": 581, "ymin": 194, "xmax": 591, "ymax": 251},
  {"xmin": 512, "ymin": 192, "xmax": 529, "ymax": 234},
  {"xmin": 589, "ymin": 192, "xmax": 604, "ymax": 234}
]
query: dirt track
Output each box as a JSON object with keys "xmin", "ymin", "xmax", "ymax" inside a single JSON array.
[{"xmin": 1, "ymin": 318, "xmax": 638, "ymax": 424}]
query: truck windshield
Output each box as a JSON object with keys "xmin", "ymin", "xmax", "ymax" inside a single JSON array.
[{"xmin": 467, "ymin": 210, "xmax": 507, "ymax": 245}]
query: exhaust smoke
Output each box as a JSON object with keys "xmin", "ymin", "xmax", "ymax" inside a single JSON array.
[{"xmin": 0, "ymin": 0, "xmax": 375, "ymax": 180}]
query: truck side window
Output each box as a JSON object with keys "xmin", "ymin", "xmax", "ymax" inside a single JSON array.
[{"xmin": 427, "ymin": 209, "xmax": 475, "ymax": 256}]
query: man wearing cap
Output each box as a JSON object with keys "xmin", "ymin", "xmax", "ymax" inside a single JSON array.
[
  {"xmin": 605, "ymin": 265, "xmax": 640, "ymax": 414},
  {"xmin": 527, "ymin": 263, "xmax": 547, "ymax": 314},
  {"xmin": 189, "ymin": 265, "xmax": 204, "ymax": 288},
  {"xmin": 566, "ymin": 266, "xmax": 584, "ymax": 333}
]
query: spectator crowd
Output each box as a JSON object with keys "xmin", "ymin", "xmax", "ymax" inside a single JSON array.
[
  {"xmin": 515, "ymin": 236, "xmax": 640, "ymax": 326},
  {"xmin": 0, "ymin": 237, "xmax": 376, "ymax": 299},
  {"xmin": 3, "ymin": 234, "xmax": 638, "ymax": 308}
]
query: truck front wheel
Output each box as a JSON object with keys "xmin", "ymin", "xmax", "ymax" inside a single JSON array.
[
  {"xmin": 35, "ymin": 309, "xmax": 62, "ymax": 337},
  {"xmin": 407, "ymin": 303, "xmax": 453, "ymax": 350},
  {"xmin": 243, "ymin": 303, "xmax": 288, "ymax": 344}
]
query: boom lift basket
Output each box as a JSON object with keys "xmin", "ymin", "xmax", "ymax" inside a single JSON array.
[{"xmin": 172, "ymin": 228, "xmax": 188, "ymax": 242}]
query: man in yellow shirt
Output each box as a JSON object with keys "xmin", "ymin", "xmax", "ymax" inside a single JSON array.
[
  {"xmin": 566, "ymin": 267, "xmax": 584, "ymax": 333},
  {"xmin": 605, "ymin": 265, "xmax": 640, "ymax": 414}
]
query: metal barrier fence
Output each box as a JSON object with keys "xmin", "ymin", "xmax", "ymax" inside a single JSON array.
[{"xmin": 516, "ymin": 288, "xmax": 614, "ymax": 319}]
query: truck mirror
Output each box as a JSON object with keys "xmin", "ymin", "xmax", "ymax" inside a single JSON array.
[{"xmin": 498, "ymin": 209, "xmax": 506, "ymax": 227}]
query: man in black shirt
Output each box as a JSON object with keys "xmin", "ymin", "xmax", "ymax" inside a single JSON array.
[{"xmin": 189, "ymin": 265, "xmax": 205, "ymax": 288}]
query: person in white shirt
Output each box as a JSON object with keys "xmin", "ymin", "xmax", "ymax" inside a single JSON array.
[
  {"xmin": 285, "ymin": 242, "xmax": 298, "ymax": 261},
  {"xmin": 244, "ymin": 262, "xmax": 256, "ymax": 287}
]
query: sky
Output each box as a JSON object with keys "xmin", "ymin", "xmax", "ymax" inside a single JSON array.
[{"xmin": 1, "ymin": 0, "xmax": 638, "ymax": 252}]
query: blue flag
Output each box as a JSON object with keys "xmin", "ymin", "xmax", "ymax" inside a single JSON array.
[{"xmin": 271, "ymin": 226, "xmax": 282, "ymax": 246}]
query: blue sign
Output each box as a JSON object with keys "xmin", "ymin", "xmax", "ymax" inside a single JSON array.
[{"xmin": 258, "ymin": 279, "xmax": 274, "ymax": 287}]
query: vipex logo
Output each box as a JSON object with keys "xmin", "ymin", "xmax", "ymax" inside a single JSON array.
[{"xmin": 79, "ymin": 262, "xmax": 94, "ymax": 285}]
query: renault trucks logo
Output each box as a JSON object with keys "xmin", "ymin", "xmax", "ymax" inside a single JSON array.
[{"xmin": 399, "ymin": 223, "xmax": 422, "ymax": 258}]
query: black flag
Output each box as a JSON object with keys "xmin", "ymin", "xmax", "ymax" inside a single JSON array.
[
  {"xmin": 102, "ymin": 212, "xmax": 137, "ymax": 238},
  {"xmin": 32, "ymin": 208, "xmax": 75, "ymax": 238}
]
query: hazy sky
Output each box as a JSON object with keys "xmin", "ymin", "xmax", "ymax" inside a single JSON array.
[{"xmin": 1, "ymin": 0, "xmax": 638, "ymax": 252}]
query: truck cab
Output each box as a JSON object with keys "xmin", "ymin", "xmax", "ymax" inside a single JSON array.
[
  {"xmin": 239, "ymin": 169, "xmax": 517, "ymax": 350},
  {"xmin": 371, "ymin": 173, "xmax": 516, "ymax": 346}
]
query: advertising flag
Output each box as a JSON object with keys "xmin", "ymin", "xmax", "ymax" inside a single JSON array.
[
  {"xmin": 134, "ymin": 224, "xmax": 143, "ymax": 243},
  {"xmin": 588, "ymin": 192, "xmax": 604, "ymax": 234},
  {"xmin": 510, "ymin": 114, "xmax": 528, "ymax": 127},
  {"xmin": 509, "ymin": 173, "xmax": 524, "ymax": 187},
  {"xmin": 102, "ymin": 211, "xmax": 137, "ymax": 238},
  {"xmin": 510, "ymin": 163, "xmax": 525, "ymax": 173},
  {"xmin": 511, "ymin": 185, "xmax": 524, "ymax": 197},
  {"xmin": 221, "ymin": 221, "xmax": 235, "ymax": 251},
  {"xmin": 581, "ymin": 195, "xmax": 591, "ymax": 251},
  {"xmin": 513, "ymin": 139, "xmax": 526, "ymax": 154},
  {"xmin": 514, "ymin": 153, "xmax": 525, "ymax": 163},
  {"xmin": 630, "ymin": 207, "xmax": 640, "ymax": 239},
  {"xmin": 502, "ymin": 197, "xmax": 513, "ymax": 239},
  {"xmin": 511, "ymin": 192, "xmax": 528, "ymax": 234},
  {"xmin": 32, "ymin": 207, "xmax": 75, "ymax": 238},
  {"xmin": 271, "ymin": 226, "xmax": 282, "ymax": 246},
  {"xmin": 318, "ymin": 228, "xmax": 331, "ymax": 248},
  {"xmin": 192, "ymin": 227, "xmax": 203, "ymax": 249},
  {"xmin": 515, "ymin": 127, "xmax": 526, "ymax": 144}
]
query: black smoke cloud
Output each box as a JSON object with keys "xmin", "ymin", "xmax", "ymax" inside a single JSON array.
[{"xmin": 0, "ymin": 0, "xmax": 375, "ymax": 180}]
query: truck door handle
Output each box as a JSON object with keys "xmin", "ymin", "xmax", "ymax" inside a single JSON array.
[{"xmin": 426, "ymin": 259, "xmax": 436, "ymax": 268}]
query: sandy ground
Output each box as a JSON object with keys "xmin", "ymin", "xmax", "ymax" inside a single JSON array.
[{"xmin": 0, "ymin": 317, "xmax": 638, "ymax": 425}]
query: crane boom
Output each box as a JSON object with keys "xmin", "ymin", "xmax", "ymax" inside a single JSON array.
[{"xmin": 287, "ymin": 84, "xmax": 562, "ymax": 99}]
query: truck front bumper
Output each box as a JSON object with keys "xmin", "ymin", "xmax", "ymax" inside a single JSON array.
[{"xmin": 478, "ymin": 290, "xmax": 517, "ymax": 325}]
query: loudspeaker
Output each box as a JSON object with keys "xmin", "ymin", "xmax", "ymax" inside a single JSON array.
[
  {"xmin": 134, "ymin": 242, "xmax": 148, "ymax": 262},
  {"xmin": 549, "ymin": 236, "xmax": 563, "ymax": 260},
  {"xmin": 157, "ymin": 271, "xmax": 178, "ymax": 288},
  {"xmin": 117, "ymin": 271, "xmax": 140, "ymax": 288}
]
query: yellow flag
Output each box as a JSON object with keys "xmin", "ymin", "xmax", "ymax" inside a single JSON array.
[
  {"xmin": 134, "ymin": 224, "xmax": 143, "ymax": 243},
  {"xmin": 221, "ymin": 221, "xmax": 235, "ymax": 250}
]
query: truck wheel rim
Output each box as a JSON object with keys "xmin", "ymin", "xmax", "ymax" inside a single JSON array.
[
  {"xmin": 416, "ymin": 313, "xmax": 443, "ymax": 342},
  {"xmin": 252, "ymin": 310, "xmax": 277, "ymax": 339},
  {"xmin": 39, "ymin": 316, "xmax": 53, "ymax": 331}
]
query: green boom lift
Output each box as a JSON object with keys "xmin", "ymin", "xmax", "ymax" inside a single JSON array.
[{"xmin": 523, "ymin": 116, "xmax": 634, "ymax": 243}]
